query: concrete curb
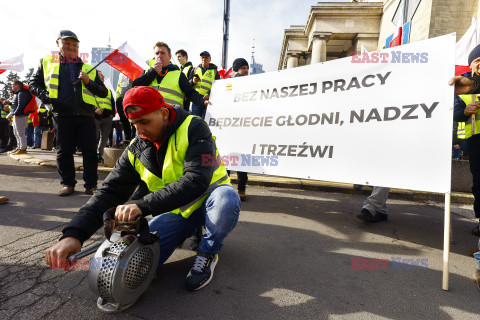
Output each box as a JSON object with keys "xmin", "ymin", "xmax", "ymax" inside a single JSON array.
[{"xmin": 8, "ymin": 152, "xmax": 474, "ymax": 205}]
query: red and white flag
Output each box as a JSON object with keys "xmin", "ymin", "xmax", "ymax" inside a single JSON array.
[
  {"xmin": 389, "ymin": 27, "xmax": 403, "ymax": 48},
  {"xmin": 387, "ymin": 2, "xmax": 405, "ymax": 48},
  {"xmin": 105, "ymin": 42, "xmax": 147, "ymax": 81},
  {"xmin": 0, "ymin": 54, "xmax": 24, "ymax": 75},
  {"xmin": 455, "ymin": 16, "xmax": 478, "ymax": 76},
  {"xmin": 218, "ymin": 67, "xmax": 233, "ymax": 79}
]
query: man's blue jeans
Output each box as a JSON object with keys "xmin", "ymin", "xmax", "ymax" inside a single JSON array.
[
  {"xmin": 148, "ymin": 184, "xmax": 241, "ymax": 266},
  {"xmin": 191, "ymin": 102, "xmax": 206, "ymax": 120},
  {"xmin": 34, "ymin": 126, "xmax": 50, "ymax": 148}
]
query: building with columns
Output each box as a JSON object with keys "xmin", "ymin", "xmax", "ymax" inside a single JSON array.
[{"xmin": 279, "ymin": 0, "xmax": 480, "ymax": 69}]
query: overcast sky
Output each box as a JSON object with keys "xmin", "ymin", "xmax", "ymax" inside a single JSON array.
[{"xmin": 2, "ymin": 0, "xmax": 347, "ymax": 77}]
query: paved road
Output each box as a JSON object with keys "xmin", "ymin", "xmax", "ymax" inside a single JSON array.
[{"xmin": 0, "ymin": 153, "xmax": 479, "ymax": 319}]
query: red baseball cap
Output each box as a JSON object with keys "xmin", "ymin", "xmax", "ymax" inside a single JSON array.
[{"xmin": 123, "ymin": 86, "xmax": 171, "ymax": 119}]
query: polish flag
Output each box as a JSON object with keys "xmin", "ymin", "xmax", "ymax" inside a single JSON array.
[
  {"xmin": 387, "ymin": 2, "xmax": 405, "ymax": 48},
  {"xmin": 105, "ymin": 42, "xmax": 147, "ymax": 81},
  {"xmin": 455, "ymin": 16, "xmax": 477, "ymax": 76},
  {"xmin": 0, "ymin": 54, "xmax": 24, "ymax": 75},
  {"xmin": 219, "ymin": 67, "xmax": 233, "ymax": 79},
  {"xmin": 389, "ymin": 27, "xmax": 403, "ymax": 48}
]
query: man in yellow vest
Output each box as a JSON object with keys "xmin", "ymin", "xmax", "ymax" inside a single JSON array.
[
  {"xmin": 45, "ymin": 86, "xmax": 241, "ymax": 291},
  {"xmin": 115, "ymin": 73, "xmax": 135, "ymax": 141},
  {"xmin": 94, "ymin": 70, "xmax": 115, "ymax": 164},
  {"xmin": 452, "ymin": 121, "xmax": 467, "ymax": 160},
  {"xmin": 191, "ymin": 51, "xmax": 220, "ymax": 119},
  {"xmin": 454, "ymin": 46, "xmax": 480, "ymax": 239},
  {"xmin": 132, "ymin": 42, "xmax": 207, "ymax": 113},
  {"xmin": 175, "ymin": 49, "xmax": 194, "ymax": 111},
  {"xmin": 29, "ymin": 30, "xmax": 108, "ymax": 196}
]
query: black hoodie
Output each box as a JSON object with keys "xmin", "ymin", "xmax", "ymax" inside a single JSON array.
[{"xmin": 60, "ymin": 107, "xmax": 217, "ymax": 244}]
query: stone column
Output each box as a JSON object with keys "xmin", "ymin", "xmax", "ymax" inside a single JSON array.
[
  {"xmin": 286, "ymin": 53, "xmax": 299, "ymax": 69},
  {"xmin": 310, "ymin": 33, "xmax": 331, "ymax": 64}
]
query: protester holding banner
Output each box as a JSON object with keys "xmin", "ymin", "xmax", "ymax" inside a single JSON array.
[
  {"xmin": 453, "ymin": 45, "xmax": 480, "ymax": 236},
  {"xmin": 28, "ymin": 30, "xmax": 108, "ymax": 196}
]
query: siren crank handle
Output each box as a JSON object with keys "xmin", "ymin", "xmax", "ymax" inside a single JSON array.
[{"xmin": 67, "ymin": 243, "xmax": 102, "ymax": 263}]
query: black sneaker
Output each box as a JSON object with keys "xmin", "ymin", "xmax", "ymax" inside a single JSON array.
[
  {"xmin": 186, "ymin": 252, "xmax": 218, "ymax": 291},
  {"xmin": 357, "ymin": 209, "xmax": 388, "ymax": 223}
]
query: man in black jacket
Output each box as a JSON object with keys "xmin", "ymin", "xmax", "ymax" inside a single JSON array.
[
  {"xmin": 45, "ymin": 86, "xmax": 241, "ymax": 291},
  {"xmin": 29, "ymin": 30, "xmax": 108, "ymax": 196},
  {"xmin": 133, "ymin": 42, "xmax": 207, "ymax": 111},
  {"xmin": 175, "ymin": 49, "xmax": 194, "ymax": 111}
]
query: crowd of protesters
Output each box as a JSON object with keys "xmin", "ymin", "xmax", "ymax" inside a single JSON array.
[
  {"xmin": 3, "ymin": 29, "xmax": 480, "ymax": 293},
  {"xmin": 0, "ymin": 30, "xmax": 250, "ymax": 199}
]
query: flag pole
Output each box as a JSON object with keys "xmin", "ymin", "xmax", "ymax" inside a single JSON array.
[
  {"xmin": 442, "ymin": 192, "xmax": 451, "ymax": 290},
  {"xmin": 73, "ymin": 42, "xmax": 125, "ymax": 85}
]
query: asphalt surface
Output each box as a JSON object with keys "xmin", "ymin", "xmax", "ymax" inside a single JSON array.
[{"xmin": 1, "ymin": 152, "xmax": 480, "ymax": 319}]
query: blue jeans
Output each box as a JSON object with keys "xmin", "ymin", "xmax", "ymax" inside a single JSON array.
[
  {"xmin": 148, "ymin": 184, "xmax": 241, "ymax": 266},
  {"xmin": 25, "ymin": 125, "xmax": 34, "ymax": 147},
  {"xmin": 34, "ymin": 126, "xmax": 49, "ymax": 147},
  {"xmin": 191, "ymin": 102, "xmax": 206, "ymax": 120},
  {"xmin": 475, "ymin": 239, "xmax": 480, "ymax": 270}
]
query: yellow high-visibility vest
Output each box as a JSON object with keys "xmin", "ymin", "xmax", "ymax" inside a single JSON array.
[
  {"xmin": 193, "ymin": 67, "xmax": 215, "ymax": 96},
  {"xmin": 460, "ymin": 94, "xmax": 480, "ymax": 138},
  {"xmin": 128, "ymin": 115, "xmax": 230, "ymax": 218},
  {"xmin": 42, "ymin": 55, "xmax": 97, "ymax": 106}
]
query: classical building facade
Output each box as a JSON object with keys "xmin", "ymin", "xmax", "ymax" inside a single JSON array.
[{"xmin": 279, "ymin": 0, "xmax": 480, "ymax": 69}]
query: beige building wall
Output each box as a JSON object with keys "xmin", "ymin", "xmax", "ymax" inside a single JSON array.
[
  {"xmin": 279, "ymin": 0, "xmax": 480, "ymax": 70},
  {"xmin": 429, "ymin": 0, "xmax": 478, "ymax": 41},
  {"xmin": 378, "ymin": 0, "xmax": 433, "ymax": 50},
  {"xmin": 378, "ymin": 0, "xmax": 479, "ymax": 50}
]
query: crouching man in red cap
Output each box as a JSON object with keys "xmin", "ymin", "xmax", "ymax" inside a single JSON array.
[{"xmin": 45, "ymin": 86, "xmax": 241, "ymax": 291}]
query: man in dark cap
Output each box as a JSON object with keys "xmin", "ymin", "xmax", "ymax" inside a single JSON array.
[
  {"xmin": 191, "ymin": 51, "xmax": 220, "ymax": 119},
  {"xmin": 45, "ymin": 87, "xmax": 240, "ymax": 291},
  {"xmin": 29, "ymin": 30, "xmax": 108, "ymax": 196},
  {"xmin": 231, "ymin": 58, "xmax": 249, "ymax": 77},
  {"xmin": 228, "ymin": 58, "xmax": 250, "ymax": 200}
]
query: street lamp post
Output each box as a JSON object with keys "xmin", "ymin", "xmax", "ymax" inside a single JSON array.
[{"xmin": 221, "ymin": 0, "xmax": 230, "ymax": 70}]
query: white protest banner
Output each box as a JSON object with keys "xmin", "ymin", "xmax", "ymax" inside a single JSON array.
[{"xmin": 206, "ymin": 34, "xmax": 455, "ymax": 194}]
